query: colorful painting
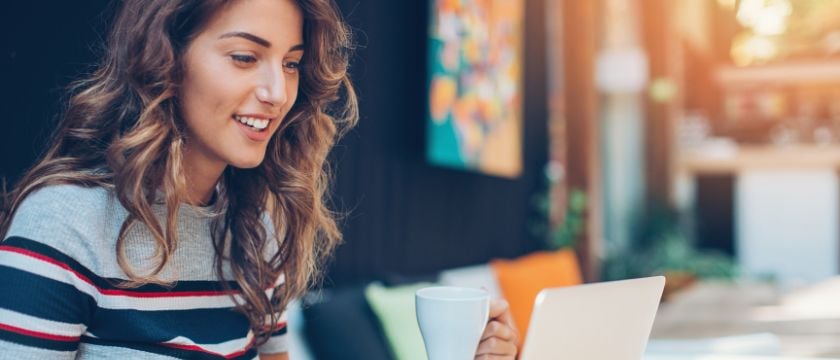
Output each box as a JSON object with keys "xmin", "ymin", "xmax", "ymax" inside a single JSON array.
[{"xmin": 426, "ymin": 0, "xmax": 524, "ymax": 178}]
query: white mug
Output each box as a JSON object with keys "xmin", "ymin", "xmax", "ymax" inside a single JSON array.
[{"xmin": 415, "ymin": 286, "xmax": 490, "ymax": 360}]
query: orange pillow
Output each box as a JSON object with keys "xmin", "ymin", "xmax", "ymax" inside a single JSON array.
[{"xmin": 490, "ymin": 250, "xmax": 582, "ymax": 344}]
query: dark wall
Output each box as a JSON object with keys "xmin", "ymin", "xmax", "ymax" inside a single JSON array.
[
  {"xmin": 0, "ymin": 1, "xmax": 115, "ymax": 185},
  {"xmin": 0, "ymin": 0, "xmax": 549, "ymax": 287},
  {"xmin": 326, "ymin": 0, "xmax": 549, "ymax": 285}
]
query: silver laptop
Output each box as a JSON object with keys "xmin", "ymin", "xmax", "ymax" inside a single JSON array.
[{"xmin": 520, "ymin": 276, "xmax": 666, "ymax": 360}]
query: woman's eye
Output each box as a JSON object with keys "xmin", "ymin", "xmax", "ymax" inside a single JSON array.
[
  {"xmin": 283, "ymin": 61, "xmax": 301, "ymax": 74},
  {"xmin": 231, "ymin": 54, "xmax": 257, "ymax": 66}
]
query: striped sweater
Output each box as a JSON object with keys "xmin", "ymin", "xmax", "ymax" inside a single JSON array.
[{"xmin": 0, "ymin": 184, "xmax": 288, "ymax": 359}]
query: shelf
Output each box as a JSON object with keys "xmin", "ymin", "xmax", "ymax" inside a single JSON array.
[
  {"xmin": 678, "ymin": 144, "xmax": 840, "ymax": 174},
  {"xmin": 716, "ymin": 60, "xmax": 840, "ymax": 88}
]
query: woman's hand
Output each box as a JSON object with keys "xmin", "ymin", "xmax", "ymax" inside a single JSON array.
[{"xmin": 475, "ymin": 298, "xmax": 519, "ymax": 359}]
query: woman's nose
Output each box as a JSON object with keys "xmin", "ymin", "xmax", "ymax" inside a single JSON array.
[{"xmin": 256, "ymin": 66, "xmax": 288, "ymax": 107}]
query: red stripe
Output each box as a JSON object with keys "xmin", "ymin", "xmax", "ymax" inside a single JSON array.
[
  {"xmin": 0, "ymin": 322, "xmax": 80, "ymax": 342},
  {"xmin": 0, "ymin": 246, "xmax": 98, "ymax": 288},
  {"xmin": 162, "ymin": 337, "xmax": 256, "ymax": 359},
  {"xmin": 98, "ymin": 288, "xmax": 240, "ymax": 298},
  {"xmin": 0, "ymin": 246, "xmax": 240, "ymax": 298}
]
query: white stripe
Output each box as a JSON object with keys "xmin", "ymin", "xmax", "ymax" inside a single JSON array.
[
  {"xmin": 0, "ymin": 308, "xmax": 85, "ymax": 338},
  {"xmin": 273, "ymin": 273, "xmax": 285, "ymax": 287},
  {"xmin": 99, "ymin": 293, "xmax": 240, "ymax": 311},
  {"xmin": 0, "ymin": 250, "xmax": 261, "ymax": 311},
  {"xmin": 0, "ymin": 339, "xmax": 77, "ymax": 358},
  {"xmin": 163, "ymin": 331, "xmax": 254, "ymax": 357},
  {"xmin": 265, "ymin": 273, "xmax": 286, "ymax": 298}
]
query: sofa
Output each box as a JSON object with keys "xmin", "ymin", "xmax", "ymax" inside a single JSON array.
[{"xmin": 286, "ymin": 249, "xmax": 582, "ymax": 360}]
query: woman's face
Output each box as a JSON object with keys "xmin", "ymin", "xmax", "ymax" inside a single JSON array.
[{"xmin": 180, "ymin": 0, "xmax": 304, "ymax": 173}]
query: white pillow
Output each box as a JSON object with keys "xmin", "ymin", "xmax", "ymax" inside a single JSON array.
[{"xmin": 438, "ymin": 264, "xmax": 502, "ymax": 299}]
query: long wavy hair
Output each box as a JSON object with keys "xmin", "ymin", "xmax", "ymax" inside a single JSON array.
[{"xmin": 0, "ymin": 0, "xmax": 357, "ymax": 344}]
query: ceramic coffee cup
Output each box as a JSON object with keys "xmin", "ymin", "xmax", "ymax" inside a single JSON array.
[{"xmin": 415, "ymin": 286, "xmax": 490, "ymax": 360}]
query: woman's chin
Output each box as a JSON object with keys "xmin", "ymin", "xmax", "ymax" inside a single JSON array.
[{"xmin": 229, "ymin": 155, "xmax": 265, "ymax": 170}]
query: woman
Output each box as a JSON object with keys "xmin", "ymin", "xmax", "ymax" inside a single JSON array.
[{"xmin": 0, "ymin": 0, "xmax": 518, "ymax": 359}]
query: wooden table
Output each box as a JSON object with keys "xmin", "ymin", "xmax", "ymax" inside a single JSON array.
[{"xmin": 649, "ymin": 279, "xmax": 840, "ymax": 358}]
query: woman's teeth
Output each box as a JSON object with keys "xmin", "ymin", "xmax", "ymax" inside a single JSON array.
[{"xmin": 234, "ymin": 115, "xmax": 269, "ymax": 131}]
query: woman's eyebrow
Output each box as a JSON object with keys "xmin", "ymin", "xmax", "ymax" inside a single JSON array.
[
  {"xmin": 289, "ymin": 44, "xmax": 305, "ymax": 52},
  {"xmin": 219, "ymin": 31, "xmax": 272, "ymax": 48},
  {"xmin": 219, "ymin": 32, "xmax": 304, "ymax": 53}
]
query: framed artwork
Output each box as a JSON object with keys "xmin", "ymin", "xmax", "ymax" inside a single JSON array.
[{"xmin": 426, "ymin": 0, "xmax": 524, "ymax": 178}]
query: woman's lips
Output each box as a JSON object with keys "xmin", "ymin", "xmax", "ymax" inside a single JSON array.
[{"xmin": 232, "ymin": 115, "xmax": 273, "ymax": 142}]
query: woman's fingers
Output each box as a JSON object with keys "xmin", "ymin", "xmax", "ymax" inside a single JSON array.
[
  {"xmin": 488, "ymin": 299, "xmax": 517, "ymax": 332},
  {"xmin": 475, "ymin": 335, "xmax": 518, "ymax": 358},
  {"xmin": 481, "ymin": 320, "xmax": 516, "ymax": 341},
  {"xmin": 475, "ymin": 298, "xmax": 519, "ymax": 360},
  {"xmin": 486, "ymin": 299, "xmax": 519, "ymax": 343},
  {"xmin": 474, "ymin": 355, "xmax": 514, "ymax": 360}
]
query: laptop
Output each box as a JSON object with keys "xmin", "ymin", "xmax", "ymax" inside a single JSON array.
[{"xmin": 519, "ymin": 276, "xmax": 666, "ymax": 360}]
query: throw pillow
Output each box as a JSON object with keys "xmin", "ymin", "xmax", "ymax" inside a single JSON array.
[
  {"xmin": 364, "ymin": 282, "xmax": 434, "ymax": 360},
  {"xmin": 491, "ymin": 249, "xmax": 582, "ymax": 343}
]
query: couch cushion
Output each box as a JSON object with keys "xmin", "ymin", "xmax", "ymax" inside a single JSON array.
[
  {"xmin": 302, "ymin": 285, "xmax": 394, "ymax": 360},
  {"xmin": 365, "ymin": 282, "xmax": 434, "ymax": 360},
  {"xmin": 438, "ymin": 263, "xmax": 502, "ymax": 299},
  {"xmin": 491, "ymin": 250, "xmax": 582, "ymax": 342}
]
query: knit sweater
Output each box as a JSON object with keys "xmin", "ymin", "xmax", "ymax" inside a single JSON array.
[{"xmin": 0, "ymin": 184, "xmax": 288, "ymax": 359}]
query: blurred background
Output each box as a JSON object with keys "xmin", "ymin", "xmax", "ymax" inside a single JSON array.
[{"xmin": 2, "ymin": 0, "xmax": 840, "ymax": 358}]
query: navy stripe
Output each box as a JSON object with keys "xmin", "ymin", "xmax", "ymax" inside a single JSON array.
[
  {"xmin": 0, "ymin": 328, "xmax": 78, "ymax": 352},
  {"xmin": 81, "ymin": 335, "xmax": 258, "ymax": 360},
  {"xmin": 0, "ymin": 237, "xmax": 282, "ymax": 356},
  {"xmin": 0, "ymin": 265, "xmax": 95, "ymax": 325},
  {"xmin": 2, "ymin": 236, "xmax": 241, "ymax": 293},
  {"xmin": 269, "ymin": 325, "xmax": 288, "ymax": 337},
  {"xmin": 91, "ymin": 307, "xmax": 252, "ymax": 345}
]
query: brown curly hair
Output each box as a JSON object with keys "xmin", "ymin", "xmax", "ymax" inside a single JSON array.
[{"xmin": 0, "ymin": 0, "xmax": 357, "ymax": 344}]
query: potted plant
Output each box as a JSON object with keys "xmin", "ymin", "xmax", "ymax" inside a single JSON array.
[{"xmin": 601, "ymin": 203, "xmax": 737, "ymax": 300}]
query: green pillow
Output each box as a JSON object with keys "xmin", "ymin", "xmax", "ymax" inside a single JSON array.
[{"xmin": 364, "ymin": 282, "xmax": 435, "ymax": 360}]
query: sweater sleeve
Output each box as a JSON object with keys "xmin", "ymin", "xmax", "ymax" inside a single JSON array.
[
  {"xmin": 256, "ymin": 308, "xmax": 289, "ymax": 355},
  {"xmin": 0, "ymin": 236, "xmax": 95, "ymax": 359},
  {"xmin": 257, "ymin": 270, "xmax": 290, "ymax": 355},
  {"xmin": 0, "ymin": 186, "xmax": 99, "ymax": 359},
  {"xmin": 257, "ymin": 216, "xmax": 291, "ymax": 355}
]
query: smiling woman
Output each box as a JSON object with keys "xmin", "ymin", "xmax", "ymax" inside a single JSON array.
[
  {"xmin": 0, "ymin": 0, "xmax": 356, "ymax": 359},
  {"xmin": 0, "ymin": 0, "xmax": 523, "ymax": 359},
  {"xmin": 178, "ymin": 0, "xmax": 308, "ymax": 202}
]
